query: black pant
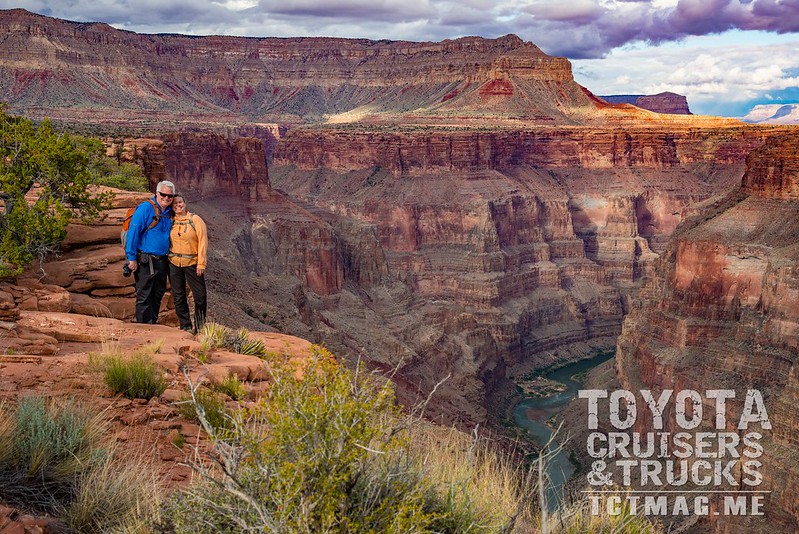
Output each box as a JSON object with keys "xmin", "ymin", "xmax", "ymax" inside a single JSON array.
[
  {"xmin": 133, "ymin": 254, "xmax": 169, "ymax": 324},
  {"xmin": 169, "ymin": 263, "xmax": 207, "ymax": 331}
]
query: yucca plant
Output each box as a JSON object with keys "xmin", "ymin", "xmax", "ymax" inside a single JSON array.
[
  {"xmin": 197, "ymin": 322, "xmax": 267, "ymax": 358},
  {"xmin": 237, "ymin": 337, "xmax": 266, "ymax": 357},
  {"xmin": 198, "ymin": 322, "xmax": 228, "ymax": 350}
]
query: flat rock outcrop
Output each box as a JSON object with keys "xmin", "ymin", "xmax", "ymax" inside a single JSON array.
[
  {"xmin": 600, "ymin": 92, "xmax": 692, "ymax": 115},
  {"xmin": 614, "ymin": 134, "xmax": 799, "ymax": 532}
]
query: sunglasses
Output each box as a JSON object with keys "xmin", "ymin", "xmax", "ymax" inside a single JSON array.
[{"xmin": 158, "ymin": 192, "xmax": 175, "ymax": 199}]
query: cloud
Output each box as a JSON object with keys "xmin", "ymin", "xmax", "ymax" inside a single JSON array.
[
  {"xmin": 4, "ymin": 0, "xmax": 799, "ymax": 56},
  {"xmin": 252, "ymin": 0, "xmax": 434, "ymax": 21},
  {"xmin": 525, "ymin": 0, "xmax": 606, "ymax": 24},
  {"xmin": 572, "ymin": 35, "xmax": 799, "ymax": 115},
  {"xmin": 516, "ymin": 0, "xmax": 799, "ymax": 58}
]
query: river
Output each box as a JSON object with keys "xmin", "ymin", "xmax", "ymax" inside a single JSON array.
[{"xmin": 511, "ymin": 351, "xmax": 615, "ymax": 509}]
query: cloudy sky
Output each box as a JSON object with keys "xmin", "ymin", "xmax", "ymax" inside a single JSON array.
[{"xmin": 3, "ymin": 0, "xmax": 799, "ymax": 117}]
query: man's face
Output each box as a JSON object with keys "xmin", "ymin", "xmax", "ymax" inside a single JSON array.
[{"xmin": 156, "ymin": 187, "xmax": 175, "ymax": 209}]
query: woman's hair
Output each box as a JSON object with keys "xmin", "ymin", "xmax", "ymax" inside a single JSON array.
[{"xmin": 172, "ymin": 193, "xmax": 185, "ymax": 203}]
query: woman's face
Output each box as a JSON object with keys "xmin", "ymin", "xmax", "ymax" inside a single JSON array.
[{"xmin": 173, "ymin": 198, "xmax": 186, "ymax": 215}]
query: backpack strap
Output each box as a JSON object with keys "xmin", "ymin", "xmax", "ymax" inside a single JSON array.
[
  {"xmin": 145, "ymin": 199, "xmax": 162, "ymax": 232},
  {"xmin": 174, "ymin": 214, "xmax": 196, "ymax": 234}
]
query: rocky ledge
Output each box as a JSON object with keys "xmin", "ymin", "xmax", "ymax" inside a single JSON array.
[{"xmin": 614, "ymin": 133, "xmax": 799, "ymax": 532}]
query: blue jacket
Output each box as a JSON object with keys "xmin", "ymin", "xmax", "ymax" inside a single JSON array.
[{"xmin": 124, "ymin": 197, "xmax": 173, "ymax": 261}]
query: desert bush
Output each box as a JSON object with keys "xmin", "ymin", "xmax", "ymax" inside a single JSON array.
[
  {"xmin": 0, "ymin": 397, "xmax": 105, "ymax": 506},
  {"xmin": 98, "ymin": 351, "xmax": 167, "ymax": 399},
  {"xmin": 213, "ymin": 373, "xmax": 247, "ymax": 400},
  {"xmin": 176, "ymin": 387, "xmax": 231, "ymax": 431},
  {"xmin": 160, "ymin": 347, "xmax": 461, "ymax": 532},
  {"xmin": 0, "ymin": 397, "xmax": 159, "ymax": 532}
]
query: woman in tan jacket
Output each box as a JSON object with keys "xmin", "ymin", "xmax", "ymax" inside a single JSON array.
[{"xmin": 168, "ymin": 194, "xmax": 208, "ymax": 333}]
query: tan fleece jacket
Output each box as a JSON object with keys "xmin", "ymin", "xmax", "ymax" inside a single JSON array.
[{"xmin": 168, "ymin": 212, "xmax": 207, "ymax": 270}]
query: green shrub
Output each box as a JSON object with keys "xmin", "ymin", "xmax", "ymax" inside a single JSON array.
[
  {"xmin": 161, "ymin": 347, "xmax": 451, "ymax": 532},
  {"xmin": 100, "ymin": 352, "xmax": 167, "ymax": 400},
  {"xmin": 90, "ymin": 159, "xmax": 149, "ymax": 191},
  {"xmin": 0, "ymin": 106, "xmax": 114, "ymax": 277},
  {"xmin": 0, "ymin": 397, "xmax": 159, "ymax": 531},
  {"xmin": 177, "ymin": 387, "xmax": 231, "ymax": 431},
  {"xmin": 213, "ymin": 373, "xmax": 247, "ymax": 401}
]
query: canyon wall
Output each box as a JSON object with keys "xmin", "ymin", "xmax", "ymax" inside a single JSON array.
[
  {"xmin": 0, "ymin": 9, "xmax": 596, "ymax": 125},
  {"xmin": 111, "ymin": 125, "xmax": 783, "ymax": 424},
  {"xmin": 272, "ymin": 125, "xmax": 776, "ymax": 173},
  {"xmin": 5, "ymin": 8, "xmax": 796, "ymax": 429},
  {"xmin": 614, "ymin": 134, "xmax": 799, "ymax": 532},
  {"xmin": 600, "ymin": 92, "xmax": 691, "ymax": 115}
]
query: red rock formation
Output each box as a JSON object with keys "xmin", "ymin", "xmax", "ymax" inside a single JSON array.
[
  {"xmin": 614, "ymin": 134, "xmax": 799, "ymax": 532},
  {"xmin": 90, "ymin": 126, "xmax": 791, "ymax": 425},
  {"xmin": 0, "ymin": 9, "xmax": 692, "ymax": 128},
  {"xmin": 3, "ymin": 8, "xmax": 796, "ymax": 430},
  {"xmin": 272, "ymin": 125, "xmax": 787, "ymax": 174},
  {"xmin": 121, "ymin": 133, "xmax": 270, "ymax": 200},
  {"xmin": 600, "ymin": 92, "xmax": 692, "ymax": 115}
]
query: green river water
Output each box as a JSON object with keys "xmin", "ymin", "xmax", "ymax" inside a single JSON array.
[{"xmin": 512, "ymin": 351, "xmax": 615, "ymax": 509}]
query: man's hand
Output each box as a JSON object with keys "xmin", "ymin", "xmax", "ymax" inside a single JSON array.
[{"xmin": 128, "ymin": 260, "xmax": 138, "ymax": 272}]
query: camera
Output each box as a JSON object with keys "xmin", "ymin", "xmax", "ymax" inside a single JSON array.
[{"xmin": 122, "ymin": 263, "xmax": 132, "ymax": 277}]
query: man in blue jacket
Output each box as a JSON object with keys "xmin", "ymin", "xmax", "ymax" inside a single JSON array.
[{"xmin": 125, "ymin": 180, "xmax": 175, "ymax": 324}]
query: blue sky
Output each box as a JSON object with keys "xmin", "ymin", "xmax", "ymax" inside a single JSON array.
[{"xmin": 3, "ymin": 0, "xmax": 799, "ymax": 117}]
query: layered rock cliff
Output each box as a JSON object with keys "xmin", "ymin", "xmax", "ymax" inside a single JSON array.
[
  {"xmin": 0, "ymin": 8, "xmax": 601, "ymax": 126},
  {"xmin": 614, "ymin": 134, "xmax": 799, "ymax": 532},
  {"xmin": 73, "ymin": 124, "xmax": 783, "ymax": 424},
  {"xmin": 600, "ymin": 92, "xmax": 692, "ymax": 115},
  {"xmin": 3, "ymin": 8, "xmax": 794, "ymax": 429}
]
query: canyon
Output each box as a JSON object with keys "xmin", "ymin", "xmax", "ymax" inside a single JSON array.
[
  {"xmin": 0, "ymin": 8, "xmax": 794, "ymax": 426},
  {"xmin": 2, "ymin": 11, "xmax": 799, "ymax": 531},
  {"xmin": 99, "ymin": 124, "xmax": 786, "ymax": 426},
  {"xmin": 612, "ymin": 133, "xmax": 799, "ymax": 532}
]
